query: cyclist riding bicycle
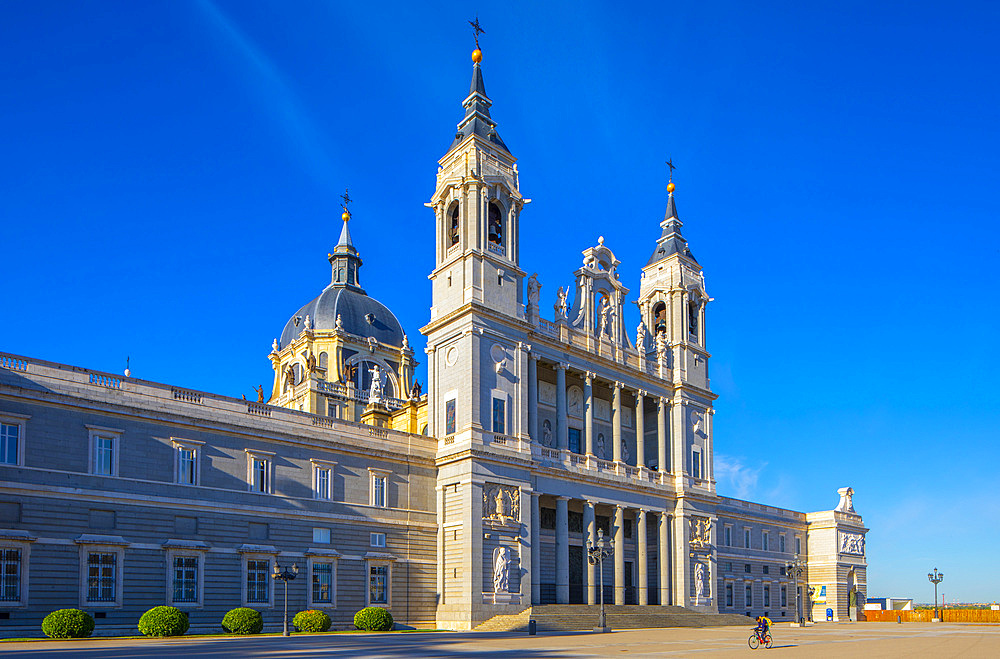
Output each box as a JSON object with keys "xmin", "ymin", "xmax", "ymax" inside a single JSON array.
[{"xmin": 755, "ymin": 615, "xmax": 772, "ymax": 638}]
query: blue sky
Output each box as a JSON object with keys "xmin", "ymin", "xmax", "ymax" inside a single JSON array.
[{"xmin": 2, "ymin": 1, "xmax": 998, "ymax": 603}]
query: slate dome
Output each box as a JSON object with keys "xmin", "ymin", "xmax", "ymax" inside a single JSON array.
[{"xmin": 279, "ymin": 286, "xmax": 404, "ymax": 349}]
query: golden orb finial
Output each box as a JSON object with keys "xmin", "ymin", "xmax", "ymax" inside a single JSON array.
[
  {"xmin": 667, "ymin": 181, "xmax": 675, "ymax": 193},
  {"xmin": 472, "ymin": 48, "xmax": 482, "ymax": 63},
  {"xmin": 341, "ymin": 210, "xmax": 350, "ymax": 222}
]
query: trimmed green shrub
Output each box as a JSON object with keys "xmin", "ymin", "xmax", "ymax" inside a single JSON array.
[
  {"xmin": 41, "ymin": 608, "xmax": 95, "ymax": 639},
  {"xmin": 138, "ymin": 605, "xmax": 189, "ymax": 637},
  {"xmin": 222, "ymin": 607, "xmax": 264, "ymax": 635},
  {"xmin": 293, "ymin": 609, "xmax": 332, "ymax": 633},
  {"xmin": 354, "ymin": 606, "xmax": 394, "ymax": 631}
]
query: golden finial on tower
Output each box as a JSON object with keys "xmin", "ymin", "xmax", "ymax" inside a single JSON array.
[
  {"xmin": 469, "ymin": 16, "xmax": 485, "ymax": 62},
  {"xmin": 340, "ymin": 187, "xmax": 352, "ymax": 222},
  {"xmin": 666, "ymin": 158, "xmax": 676, "ymax": 193}
]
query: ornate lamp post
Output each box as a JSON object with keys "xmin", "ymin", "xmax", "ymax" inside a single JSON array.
[
  {"xmin": 927, "ymin": 568, "xmax": 944, "ymax": 621},
  {"xmin": 272, "ymin": 562, "xmax": 299, "ymax": 636},
  {"xmin": 785, "ymin": 556, "xmax": 807, "ymax": 625},
  {"xmin": 586, "ymin": 528, "xmax": 614, "ymax": 633}
]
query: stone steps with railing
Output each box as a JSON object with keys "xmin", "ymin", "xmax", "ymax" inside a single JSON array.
[{"xmin": 473, "ymin": 604, "xmax": 752, "ymax": 632}]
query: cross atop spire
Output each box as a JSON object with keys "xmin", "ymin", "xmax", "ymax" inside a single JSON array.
[
  {"xmin": 340, "ymin": 188, "xmax": 352, "ymax": 216},
  {"xmin": 666, "ymin": 157, "xmax": 676, "ymax": 182},
  {"xmin": 469, "ymin": 16, "xmax": 485, "ymax": 50}
]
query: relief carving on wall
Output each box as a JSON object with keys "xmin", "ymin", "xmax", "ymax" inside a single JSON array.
[
  {"xmin": 483, "ymin": 483, "xmax": 520, "ymax": 523},
  {"xmin": 539, "ymin": 381, "xmax": 557, "ymax": 406},
  {"xmin": 839, "ymin": 531, "xmax": 865, "ymax": 556},
  {"xmin": 689, "ymin": 517, "xmax": 712, "ymax": 548},
  {"xmin": 567, "ymin": 386, "xmax": 583, "ymax": 418}
]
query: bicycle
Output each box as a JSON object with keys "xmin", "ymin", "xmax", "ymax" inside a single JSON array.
[{"xmin": 748, "ymin": 627, "xmax": 773, "ymax": 649}]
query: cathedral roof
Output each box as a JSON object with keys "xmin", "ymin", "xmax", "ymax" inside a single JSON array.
[
  {"xmin": 447, "ymin": 61, "xmax": 509, "ymax": 154},
  {"xmin": 646, "ymin": 191, "xmax": 698, "ymax": 266}
]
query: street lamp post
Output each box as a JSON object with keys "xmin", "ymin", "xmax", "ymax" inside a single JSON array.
[
  {"xmin": 586, "ymin": 528, "xmax": 614, "ymax": 633},
  {"xmin": 785, "ymin": 556, "xmax": 807, "ymax": 626},
  {"xmin": 927, "ymin": 568, "xmax": 944, "ymax": 621},
  {"xmin": 272, "ymin": 562, "xmax": 299, "ymax": 636}
]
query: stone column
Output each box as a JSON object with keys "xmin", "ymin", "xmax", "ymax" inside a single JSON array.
[
  {"xmin": 672, "ymin": 401, "xmax": 687, "ymax": 477},
  {"xmin": 555, "ymin": 496, "xmax": 570, "ymax": 604},
  {"xmin": 659, "ymin": 511, "xmax": 671, "ymax": 606},
  {"xmin": 556, "ymin": 363, "xmax": 568, "ymax": 451},
  {"xmin": 527, "ymin": 353, "xmax": 538, "ymax": 443},
  {"xmin": 612, "ymin": 381, "xmax": 622, "ymax": 463},
  {"xmin": 636, "ymin": 391, "xmax": 645, "ymax": 469},
  {"xmin": 436, "ymin": 485, "xmax": 446, "ymax": 603},
  {"xmin": 531, "ymin": 493, "xmax": 541, "ymax": 605},
  {"xmin": 658, "ymin": 397, "xmax": 669, "ymax": 475},
  {"xmin": 637, "ymin": 509, "xmax": 648, "ymax": 605},
  {"xmin": 614, "ymin": 505, "xmax": 625, "ymax": 605},
  {"xmin": 584, "ymin": 372, "xmax": 594, "ymax": 457},
  {"xmin": 673, "ymin": 512, "xmax": 689, "ymax": 608},
  {"xmin": 584, "ymin": 500, "xmax": 596, "ymax": 605}
]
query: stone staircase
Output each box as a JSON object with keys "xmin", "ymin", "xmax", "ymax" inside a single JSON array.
[{"xmin": 474, "ymin": 604, "xmax": 752, "ymax": 632}]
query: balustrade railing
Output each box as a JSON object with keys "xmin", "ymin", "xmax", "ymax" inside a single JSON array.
[
  {"xmin": 172, "ymin": 388, "xmax": 203, "ymax": 404},
  {"xmin": 89, "ymin": 373, "xmax": 122, "ymax": 389},
  {"xmin": 0, "ymin": 354, "xmax": 27, "ymax": 372}
]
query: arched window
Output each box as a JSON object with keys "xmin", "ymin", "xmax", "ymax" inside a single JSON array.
[
  {"xmin": 652, "ymin": 302, "xmax": 667, "ymax": 334},
  {"xmin": 319, "ymin": 352, "xmax": 328, "ymax": 370},
  {"xmin": 292, "ymin": 363, "xmax": 302, "ymax": 385},
  {"xmin": 688, "ymin": 300, "xmax": 699, "ymax": 337},
  {"xmin": 449, "ymin": 204, "xmax": 460, "ymax": 247},
  {"xmin": 487, "ymin": 202, "xmax": 503, "ymax": 247}
]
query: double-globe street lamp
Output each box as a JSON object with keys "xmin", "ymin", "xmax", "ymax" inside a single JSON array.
[
  {"xmin": 272, "ymin": 562, "xmax": 299, "ymax": 636},
  {"xmin": 785, "ymin": 556, "xmax": 808, "ymax": 625},
  {"xmin": 586, "ymin": 528, "xmax": 614, "ymax": 633},
  {"xmin": 927, "ymin": 567, "xmax": 944, "ymax": 621}
]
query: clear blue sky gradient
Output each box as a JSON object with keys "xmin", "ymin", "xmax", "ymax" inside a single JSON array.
[{"xmin": 2, "ymin": 2, "xmax": 998, "ymax": 603}]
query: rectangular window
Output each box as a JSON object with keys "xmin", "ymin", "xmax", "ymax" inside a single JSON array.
[
  {"xmin": 568, "ymin": 428, "xmax": 581, "ymax": 454},
  {"xmin": 312, "ymin": 562, "xmax": 333, "ymax": 604},
  {"xmin": 763, "ymin": 532, "xmax": 769, "ymax": 551},
  {"xmin": 93, "ymin": 436, "xmax": 115, "ymax": 476},
  {"xmin": 253, "ymin": 458, "xmax": 268, "ymax": 492},
  {"xmin": 369, "ymin": 564, "xmax": 388, "ymax": 605},
  {"xmin": 0, "ymin": 423, "xmax": 19, "ymax": 466},
  {"xmin": 763, "ymin": 565, "xmax": 769, "ymax": 575},
  {"xmin": 796, "ymin": 537, "xmax": 801, "ymax": 555},
  {"xmin": 724, "ymin": 562, "xmax": 732, "ymax": 572},
  {"xmin": 764, "ymin": 585, "xmax": 770, "ymax": 607},
  {"xmin": 445, "ymin": 399, "xmax": 456, "ymax": 435},
  {"xmin": 87, "ymin": 552, "xmax": 116, "ymax": 602},
  {"xmin": 724, "ymin": 526, "xmax": 732, "ymax": 547},
  {"xmin": 725, "ymin": 582, "xmax": 733, "ymax": 607},
  {"xmin": 691, "ymin": 448, "xmax": 702, "ymax": 479},
  {"xmin": 745, "ymin": 584, "xmax": 752, "ymax": 607},
  {"xmin": 313, "ymin": 527, "xmax": 331, "ymax": 544},
  {"xmin": 780, "ymin": 566, "xmax": 786, "ymax": 576},
  {"xmin": 315, "ymin": 467, "xmax": 331, "ymax": 500},
  {"xmin": 372, "ymin": 475, "xmax": 386, "ymax": 508},
  {"xmin": 492, "ymin": 398, "xmax": 505, "ymax": 434},
  {"xmin": 246, "ymin": 559, "xmax": 269, "ymax": 604},
  {"xmin": 177, "ymin": 447, "xmax": 195, "ymax": 485},
  {"xmin": 744, "ymin": 563, "xmax": 751, "ymax": 574},
  {"xmin": 0, "ymin": 549, "xmax": 21, "ymax": 602},
  {"xmin": 745, "ymin": 529, "xmax": 751, "ymax": 549},
  {"xmin": 370, "ymin": 532, "xmax": 386, "ymax": 548},
  {"xmin": 780, "ymin": 534, "xmax": 786, "ymax": 553},
  {"xmin": 172, "ymin": 556, "xmax": 198, "ymax": 603},
  {"xmin": 781, "ymin": 586, "xmax": 787, "ymax": 608}
]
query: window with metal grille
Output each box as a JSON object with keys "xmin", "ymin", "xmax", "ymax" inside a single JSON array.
[
  {"xmin": 725, "ymin": 582, "xmax": 733, "ymax": 607},
  {"xmin": 764, "ymin": 585, "xmax": 770, "ymax": 607},
  {"xmin": 173, "ymin": 556, "xmax": 198, "ymax": 603},
  {"xmin": 369, "ymin": 564, "xmax": 388, "ymax": 605},
  {"xmin": 745, "ymin": 584, "xmax": 752, "ymax": 607},
  {"xmin": 0, "ymin": 423, "xmax": 18, "ymax": 465},
  {"xmin": 0, "ymin": 549, "xmax": 21, "ymax": 602},
  {"xmin": 87, "ymin": 552, "xmax": 116, "ymax": 602},
  {"xmin": 315, "ymin": 467, "xmax": 331, "ymax": 500},
  {"xmin": 372, "ymin": 476, "xmax": 386, "ymax": 508},
  {"xmin": 312, "ymin": 563, "xmax": 333, "ymax": 603},
  {"xmin": 246, "ymin": 560, "xmax": 269, "ymax": 604}
]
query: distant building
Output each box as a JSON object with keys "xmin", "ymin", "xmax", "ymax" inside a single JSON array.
[
  {"xmin": 865, "ymin": 597, "xmax": 913, "ymax": 611},
  {"xmin": 0, "ymin": 42, "xmax": 869, "ymax": 634}
]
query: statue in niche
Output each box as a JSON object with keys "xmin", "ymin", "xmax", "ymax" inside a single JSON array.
[
  {"xmin": 621, "ymin": 438, "xmax": 630, "ymax": 464},
  {"xmin": 368, "ymin": 365, "xmax": 383, "ymax": 404},
  {"xmin": 541, "ymin": 420, "xmax": 553, "ymax": 447},
  {"xmin": 307, "ymin": 352, "xmax": 317, "ymax": 373},
  {"xmin": 598, "ymin": 296, "xmax": 610, "ymax": 338},
  {"xmin": 636, "ymin": 322, "xmax": 646, "ymax": 352},
  {"xmin": 607, "ymin": 300, "xmax": 618, "ymax": 344},
  {"xmin": 526, "ymin": 273, "xmax": 540, "ymax": 306},
  {"xmin": 596, "ymin": 433, "xmax": 606, "ymax": 460},
  {"xmin": 493, "ymin": 546, "xmax": 510, "ymax": 593},
  {"xmin": 555, "ymin": 286, "xmax": 568, "ymax": 318},
  {"xmin": 695, "ymin": 563, "xmax": 707, "ymax": 600},
  {"xmin": 283, "ymin": 363, "xmax": 295, "ymax": 391},
  {"xmin": 655, "ymin": 331, "xmax": 667, "ymax": 361}
]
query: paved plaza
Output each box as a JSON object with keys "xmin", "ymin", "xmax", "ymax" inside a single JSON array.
[{"xmin": 3, "ymin": 623, "xmax": 999, "ymax": 658}]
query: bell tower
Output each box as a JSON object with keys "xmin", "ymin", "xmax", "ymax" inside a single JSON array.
[{"xmin": 426, "ymin": 45, "xmax": 528, "ymax": 323}]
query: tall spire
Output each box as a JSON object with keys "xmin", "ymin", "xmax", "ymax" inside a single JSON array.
[
  {"xmin": 329, "ymin": 188, "xmax": 364, "ymax": 291},
  {"xmin": 647, "ymin": 167, "xmax": 697, "ymax": 266},
  {"xmin": 447, "ymin": 20, "xmax": 509, "ymax": 154}
]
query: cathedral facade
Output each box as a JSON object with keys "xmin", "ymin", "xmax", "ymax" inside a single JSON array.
[{"xmin": 0, "ymin": 47, "xmax": 866, "ymax": 635}]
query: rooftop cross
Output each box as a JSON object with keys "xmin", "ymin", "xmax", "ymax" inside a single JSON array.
[
  {"xmin": 665, "ymin": 157, "xmax": 676, "ymax": 181},
  {"xmin": 469, "ymin": 16, "xmax": 485, "ymax": 50},
  {"xmin": 340, "ymin": 187, "xmax": 352, "ymax": 214}
]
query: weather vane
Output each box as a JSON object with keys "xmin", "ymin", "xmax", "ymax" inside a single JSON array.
[
  {"xmin": 340, "ymin": 187, "xmax": 352, "ymax": 221},
  {"xmin": 469, "ymin": 16, "xmax": 485, "ymax": 50}
]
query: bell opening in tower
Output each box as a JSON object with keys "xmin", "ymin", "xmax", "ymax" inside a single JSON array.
[
  {"xmin": 487, "ymin": 202, "xmax": 503, "ymax": 253},
  {"xmin": 653, "ymin": 302, "xmax": 667, "ymax": 334},
  {"xmin": 449, "ymin": 204, "xmax": 460, "ymax": 247}
]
